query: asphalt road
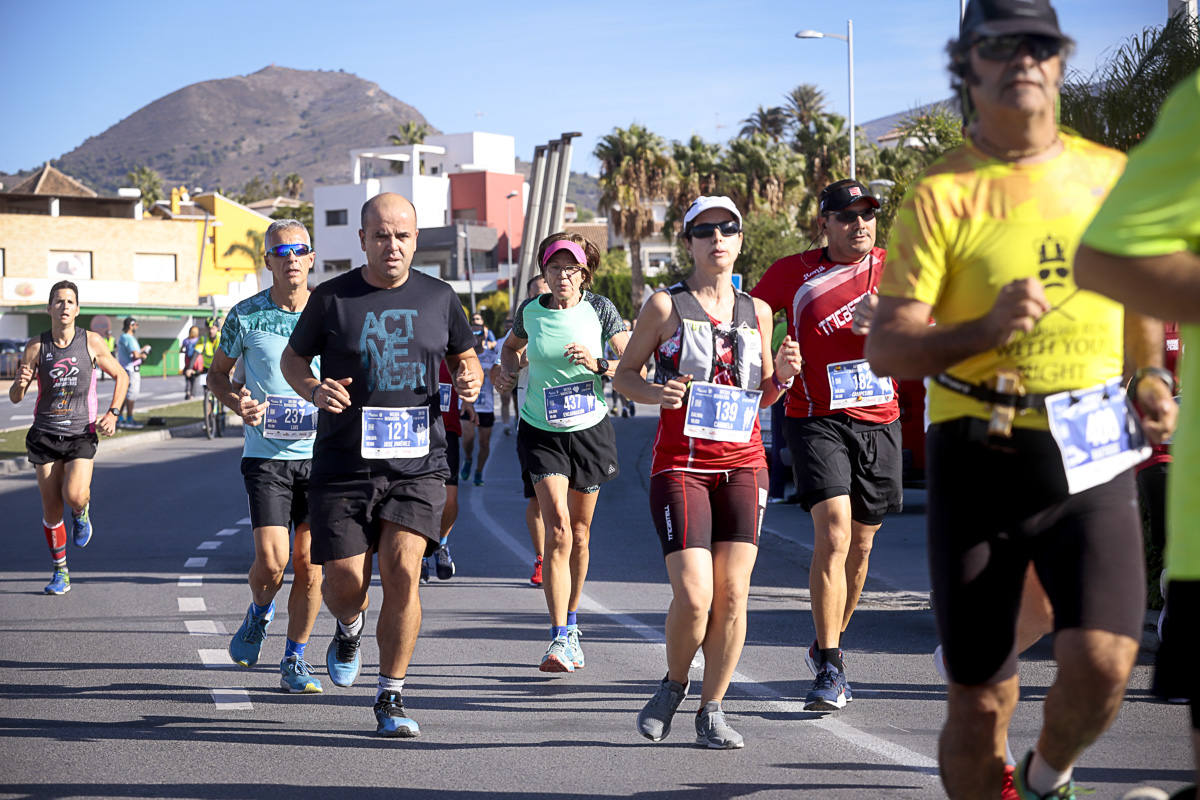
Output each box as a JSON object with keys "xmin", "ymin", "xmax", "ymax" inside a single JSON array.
[{"xmin": 0, "ymin": 407, "xmax": 1192, "ymax": 799}]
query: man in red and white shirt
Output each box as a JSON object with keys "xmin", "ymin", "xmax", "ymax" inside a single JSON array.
[{"xmin": 751, "ymin": 179, "xmax": 902, "ymax": 711}]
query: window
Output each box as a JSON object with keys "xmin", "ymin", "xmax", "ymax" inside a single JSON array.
[
  {"xmin": 48, "ymin": 250, "xmax": 92, "ymax": 280},
  {"xmin": 323, "ymin": 260, "xmax": 351, "ymax": 273},
  {"xmin": 134, "ymin": 253, "xmax": 177, "ymax": 282},
  {"xmin": 325, "ymin": 209, "xmax": 348, "ymax": 226}
]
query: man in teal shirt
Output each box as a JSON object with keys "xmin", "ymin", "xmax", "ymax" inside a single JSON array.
[{"xmin": 208, "ymin": 219, "xmax": 324, "ymax": 694}]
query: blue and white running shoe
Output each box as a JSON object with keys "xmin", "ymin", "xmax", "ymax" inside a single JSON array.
[
  {"xmin": 44, "ymin": 569, "xmax": 70, "ymax": 595},
  {"xmin": 71, "ymin": 505, "xmax": 92, "ymax": 548},
  {"xmin": 229, "ymin": 603, "xmax": 274, "ymax": 667},
  {"xmin": 326, "ymin": 612, "xmax": 364, "ymax": 687},
  {"xmin": 803, "ymin": 663, "xmax": 847, "ymax": 711},
  {"xmin": 374, "ymin": 690, "xmax": 420, "ymax": 737},
  {"xmin": 280, "ymin": 656, "xmax": 323, "ymax": 693}
]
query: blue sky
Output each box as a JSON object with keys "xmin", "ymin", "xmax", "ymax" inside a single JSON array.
[{"xmin": 0, "ymin": 1, "xmax": 1171, "ymax": 179}]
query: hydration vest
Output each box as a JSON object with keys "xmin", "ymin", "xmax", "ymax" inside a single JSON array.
[{"xmin": 655, "ymin": 282, "xmax": 762, "ymax": 391}]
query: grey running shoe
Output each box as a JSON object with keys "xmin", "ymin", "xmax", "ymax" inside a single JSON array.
[
  {"xmin": 567, "ymin": 625, "xmax": 584, "ymax": 668},
  {"xmin": 637, "ymin": 676, "xmax": 687, "ymax": 741},
  {"xmin": 695, "ymin": 700, "xmax": 744, "ymax": 749}
]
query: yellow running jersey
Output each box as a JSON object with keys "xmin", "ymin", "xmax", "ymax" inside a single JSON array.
[{"xmin": 881, "ymin": 132, "xmax": 1127, "ymax": 431}]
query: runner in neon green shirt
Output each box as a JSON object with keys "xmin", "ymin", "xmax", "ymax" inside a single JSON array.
[{"xmin": 1076, "ymin": 65, "xmax": 1198, "ymax": 796}]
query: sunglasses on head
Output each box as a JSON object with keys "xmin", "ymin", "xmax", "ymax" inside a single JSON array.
[
  {"xmin": 972, "ymin": 34, "xmax": 1062, "ymax": 62},
  {"xmin": 826, "ymin": 208, "xmax": 876, "ymax": 224},
  {"xmin": 688, "ymin": 220, "xmax": 741, "ymax": 239},
  {"xmin": 267, "ymin": 243, "xmax": 313, "ymax": 258}
]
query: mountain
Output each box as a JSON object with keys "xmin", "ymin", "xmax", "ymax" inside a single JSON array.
[{"xmin": 43, "ymin": 65, "xmax": 435, "ymax": 198}]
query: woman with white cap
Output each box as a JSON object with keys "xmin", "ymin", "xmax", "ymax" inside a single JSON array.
[
  {"xmin": 495, "ymin": 232, "xmax": 630, "ymax": 673},
  {"xmin": 615, "ymin": 196, "xmax": 801, "ymax": 749}
]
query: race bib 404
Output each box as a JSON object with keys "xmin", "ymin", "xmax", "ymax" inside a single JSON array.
[
  {"xmin": 361, "ymin": 406, "xmax": 430, "ymax": 459},
  {"xmin": 1045, "ymin": 378, "xmax": 1150, "ymax": 495},
  {"xmin": 683, "ymin": 381, "xmax": 762, "ymax": 443}
]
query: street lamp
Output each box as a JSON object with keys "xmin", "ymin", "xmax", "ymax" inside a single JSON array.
[
  {"xmin": 505, "ymin": 189, "xmax": 519, "ymax": 312},
  {"xmin": 796, "ymin": 19, "xmax": 856, "ymax": 181},
  {"xmin": 457, "ymin": 225, "xmax": 476, "ymax": 312}
]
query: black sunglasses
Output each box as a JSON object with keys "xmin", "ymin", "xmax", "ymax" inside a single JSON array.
[
  {"xmin": 973, "ymin": 34, "xmax": 1062, "ymax": 62},
  {"xmin": 266, "ymin": 243, "xmax": 313, "ymax": 258},
  {"xmin": 826, "ymin": 208, "xmax": 876, "ymax": 224},
  {"xmin": 688, "ymin": 220, "xmax": 741, "ymax": 239}
]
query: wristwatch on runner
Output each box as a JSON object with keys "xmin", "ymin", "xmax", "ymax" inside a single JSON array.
[
  {"xmin": 593, "ymin": 358, "xmax": 610, "ymax": 376},
  {"xmin": 107, "ymin": 407, "xmax": 121, "ymax": 417}
]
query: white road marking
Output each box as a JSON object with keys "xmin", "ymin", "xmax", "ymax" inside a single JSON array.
[
  {"xmin": 197, "ymin": 541, "xmax": 222, "ymax": 550},
  {"xmin": 469, "ymin": 489, "xmax": 940, "ymax": 776},
  {"xmin": 236, "ymin": 518, "xmax": 252, "ymax": 526},
  {"xmin": 178, "ymin": 575, "xmax": 203, "ymax": 587},
  {"xmin": 178, "ymin": 597, "xmax": 206, "ymax": 612},
  {"xmin": 11, "ymin": 414, "xmax": 33, "ymax": 420},
  {"xmin": 185, "ymin": 620, "xmax": 223, "ymax": 635},
  {"xmin": 198, "ymin": 648, "xmax": 233, "ymax": 667},
  {"xmin": 184, "ymin": 557, "xmax": 208, "ymax": 568},
  {"xmin": 216, "ymin": 528, "xmax": 240, "ymax": 536},
  {"xmin": 210, "ymin": 689, "xmax": 252, "ymax": 710}
]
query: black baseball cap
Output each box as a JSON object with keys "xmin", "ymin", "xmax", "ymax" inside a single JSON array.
[
  {"xmin": 123, "ymin": 316, "xmax": 137, "ymax": 327},
  {"xmin": 960, "ymin": 0, "xmax": 1066, "ymax": 40},
  {"xmin": 819, "ymin": 180, "xmax": 881, "ymax": 214}
]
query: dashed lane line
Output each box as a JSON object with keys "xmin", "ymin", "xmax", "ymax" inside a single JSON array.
[
  {"xmin": 198, "ymin": 648, "xmax": 234, "ymax": 667},
  {"xmin": 178, "ymin": 575, "xmax": 202, "ymax": 587},
  {"xmin": 210, "ymin": 689, "xmax": 252, "ymax": 710},
  {"xmin": 468, "ymin": 486, "xmax": 940, "ymax": 777},
  {"xmin": 185, "ymin": 620, "xmax": 225, "ymax": 635},
  {"xmin": 216, "ymin": 528, "xmax": 240, "ymax": 536},
  {"xmin": 197, "ymin": 540, "xmax": 222, "ymax": 550},
  {"xmin": 184, "ymin": 557, "xmax": 208, "ymax": 568},
  {"xmin": 178, "ymin": 597, "xmax": 206, "ymax": 612}
]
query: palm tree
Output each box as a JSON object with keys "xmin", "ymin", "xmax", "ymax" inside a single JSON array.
[
  {"xmin": 739, "ymin": 105, "xmax": 788, "ymax": 141},
  {"xmin": 783, "ymin": 84, "xmax": 828, "ymax": 136},
  {"xmin": 283, "ymin": 173, "xmax": 304, "ymax": 199},
  {"xmin": 720, "ymin": 134, "xmax": 805, "ymax": 218},
  {"xmin": 1061, "ymin": 12, "xmax": 1200, "ymax": 152},
  {"xmin": 595, "ymin": 124, "xmax": 677, "ymax": 309},
  {"xmin": 224, "ymin": 228, "xmax": 266, "ymax": 269},
  {"xmin": 388, "ymin": 121, "xmax": 431, "ymax": 174},
  {"xmin": 126, "ymin": 165, "xmax": 163, "ymax": 208},
  {"xmin": 664, "ymin": 135, "xmax": 724, "ymax": 238}
]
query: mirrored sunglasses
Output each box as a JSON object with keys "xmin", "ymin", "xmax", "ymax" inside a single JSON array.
[{"xmin": 267, "ymin": 243, "xmax": 313, "ymax": 258}]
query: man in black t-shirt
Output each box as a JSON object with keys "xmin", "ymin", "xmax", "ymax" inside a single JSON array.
[{"xmin": 282, "ymin": 192, "xmax": 481, "ymax": 737}]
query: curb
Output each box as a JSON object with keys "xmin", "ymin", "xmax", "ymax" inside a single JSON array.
[{"xmin": 0, "ymin": 418, "xmax": 241, "ymax": 476}]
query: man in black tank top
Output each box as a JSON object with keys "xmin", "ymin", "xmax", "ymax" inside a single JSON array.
[{"xmin": 8, "ymin": 280, "xmax": 128, "ymax": 595}]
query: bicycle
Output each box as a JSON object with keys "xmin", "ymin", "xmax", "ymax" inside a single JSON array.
[{"xmin": 202, "ymin": 384, "xmax": 226, "ymax": 439}]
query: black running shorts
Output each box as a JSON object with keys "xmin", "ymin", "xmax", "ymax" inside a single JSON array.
[
  {"xmin": 1154, "ymin": 579, "xmax": 1200, "ymax": 722},
  {"xmin": 307, "ymin": 471, "xmax": 445, "ymax": 564},
  {"xmin": 240, "ymin": 457, "xmax": 311, "ymax": 529},
  {"xmin": 25, "ymin": 428, "xmax": 98, "ymax": 465},
  {"xmin": 516, "ymin": 415, "xmax": 619, "ymax": 492},
  {"xmin": 446, "ymin": 432, "xmax": 460, "ymax": 487},
  {"xmin": 783, "ymin": 414, "xmax": 902, "ymax": 524},
  {"xmin": 927, "ymin": 417, "xmax": 1146, "ymax": 685},
  {"xmin": 649, "ymin": 467, "xmax": 768, "ymax": 556}
]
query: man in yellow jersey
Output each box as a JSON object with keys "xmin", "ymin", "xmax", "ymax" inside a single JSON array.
[
  {"xmin": 865, "ymin": 1, "xmax": 1177, "ymax": 798},
  {"xmin": 1076, "ymin": 66, "xmax": 1200, "ymax": 800}
]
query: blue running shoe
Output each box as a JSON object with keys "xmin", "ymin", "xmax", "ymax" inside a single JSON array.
[
  {"xmin": 229, "ymin": 603, "xmax": 274, "ymax": 667},
  {"xmin": 567, "ymin": 624, "xmax": 585, "ymax": 669},
  {"xmin": 435, "ymin": 544, "xmax": 455, "ymax": 580},
  {"xmin": 803, "ymin": 663, "xmax": 847, "ymax": 711},
  {"xmin": 71, "ymin": 505, "xmax": 92, "ymax": 548},
  {"xmin": 539, "ymin": 636, "xmax": 574, "ymax": 673},
  {"xmin": 374, "ymin": 690, "xmax": 420, "ymax": 737},
  {"xmin": 459, "ymin": 458, "xmax": 472, "ymax": 483},
  {"xmin": 280, "ymin": 656, "xmax": 323, "ymax": 693},
  {"xmin": 420, "ymin": 557, "xmax": 430, "ymax": 584},
  {"xmin": 473, "ymin": 472, "xmax": 484, "ymax": 486},
  {"xmin": 44, "ymin": 569, "xmax": 70, "ymax": 595},
  {"xmin": 326, "ymin": 613, "xmax": 364, "ymax": 687}
]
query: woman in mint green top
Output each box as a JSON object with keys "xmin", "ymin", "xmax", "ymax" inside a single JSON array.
[{"xmin": 497, "ymin": 233, "xmax": 630, "ymax": 674}]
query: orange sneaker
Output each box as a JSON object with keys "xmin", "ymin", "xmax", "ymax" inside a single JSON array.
[{"xmin": 530, "ymin": 556, "xmax": 543, "ymax": 587}]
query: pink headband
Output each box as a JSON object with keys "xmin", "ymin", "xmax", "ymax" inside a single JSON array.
[{"xmin": 541, "ymin": 240, "xmax": 588, "ymax": 268}]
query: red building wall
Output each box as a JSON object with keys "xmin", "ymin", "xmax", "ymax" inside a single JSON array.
[{"xmin": 449, "ymin": 172, "xmax": 525, "ymax": 264}]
